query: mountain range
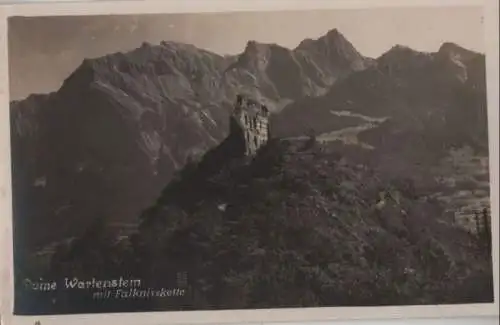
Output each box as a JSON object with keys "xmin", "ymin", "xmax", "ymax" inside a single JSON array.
[{"xmin": 9, "ymin": 28, "xmax": 488, "ymax": 257}]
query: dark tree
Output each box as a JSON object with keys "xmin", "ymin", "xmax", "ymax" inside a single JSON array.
[{"xmin": 481, "ymin": 208, "xmax": 492, "ymax": 255}]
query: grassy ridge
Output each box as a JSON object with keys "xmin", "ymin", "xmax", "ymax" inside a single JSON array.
[{"xmin": 20, "ymin": 138, "xmax": 493, "ymax": 314}]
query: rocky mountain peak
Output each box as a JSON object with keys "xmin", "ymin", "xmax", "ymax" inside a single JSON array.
[
  {"xmin": 376, "ymin": 44, "xmax": 434, "ymax": 69},
  {"xmin": 297, "ymin": 28, "xmax": 343, "ymax": 49},
  {"xmin": 58, "ymin": 57, "xmax": 100, "ymax": 93},
  {"xmin": 242, "ymin": 40, "xmax": 270, "ymax": 55},
  {"xmin": 297, "ymin": 28, "xmax": 369, "ymax": 72},
  {"xmin": 324, "ymin": 28, "xmax": 345, "ymax": 43},
  {"xmin": 382, "ymin": 44, "xmax": 423, "ymax": 57},
  {"xmin": 298, "ymin": 28, "xmax": 355, "ymax": 53},
  {"xmin": 438, "ymin": 42, "xmax": 480, "ymax": 62},
  {"xmin": 244, "ymin": 40, "xmax": 260, "ymax": 51}
]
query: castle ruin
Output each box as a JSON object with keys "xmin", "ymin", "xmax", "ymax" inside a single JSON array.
[{"xmin": 230, "ymin": 94, "xmax": 270, "ymax": 156}]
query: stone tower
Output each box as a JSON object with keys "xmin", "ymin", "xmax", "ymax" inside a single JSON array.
[{"xmin": 230, "ymin": 94, "xmax": 270, "ymax": 156}]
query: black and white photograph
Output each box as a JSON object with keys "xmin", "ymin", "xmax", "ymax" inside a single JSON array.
[{"xmin": 3, "ymin": 1, "xmax": 498, "ymax": 319}]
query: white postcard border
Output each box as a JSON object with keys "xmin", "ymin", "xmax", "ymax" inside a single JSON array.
[{"xmin": 0, "ymin": 1, "xmax": 498, "ymax": 325}]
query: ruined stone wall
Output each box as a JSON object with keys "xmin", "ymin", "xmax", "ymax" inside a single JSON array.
[{"xmin": 231, "ymin": 95, "xmax": 270, "ymax": 156}]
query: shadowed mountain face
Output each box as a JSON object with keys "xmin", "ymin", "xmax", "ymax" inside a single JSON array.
[
  {"xmin": 272, "ymin": 43, "xmax": 488, "ymax": 156},
  {"xmin": 10, "ymin": 29, "xmax": 371, "ymax": 252}
]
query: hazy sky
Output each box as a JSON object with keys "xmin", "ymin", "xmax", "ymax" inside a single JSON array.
[{"xmin": 8, "ymin": 6, "xmax": 484, "ymax": 100}]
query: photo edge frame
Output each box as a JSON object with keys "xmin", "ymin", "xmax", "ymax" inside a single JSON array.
[{"xmin": 0, "ymin": 0, "xmax": 498, "ymax": 324}]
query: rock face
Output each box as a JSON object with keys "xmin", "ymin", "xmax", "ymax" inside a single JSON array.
[
  {"xmin": 272, "ymin": 42, "xmax": 488, "ymax": 155},
  {"xmin": 10, "ymin": 29, "xmax": 371, "ymax": 252}
]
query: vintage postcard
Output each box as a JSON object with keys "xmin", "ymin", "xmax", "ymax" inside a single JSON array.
[{"xmin": 0, "ymin": 0, "xmax": 498, "ymax": 324}]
